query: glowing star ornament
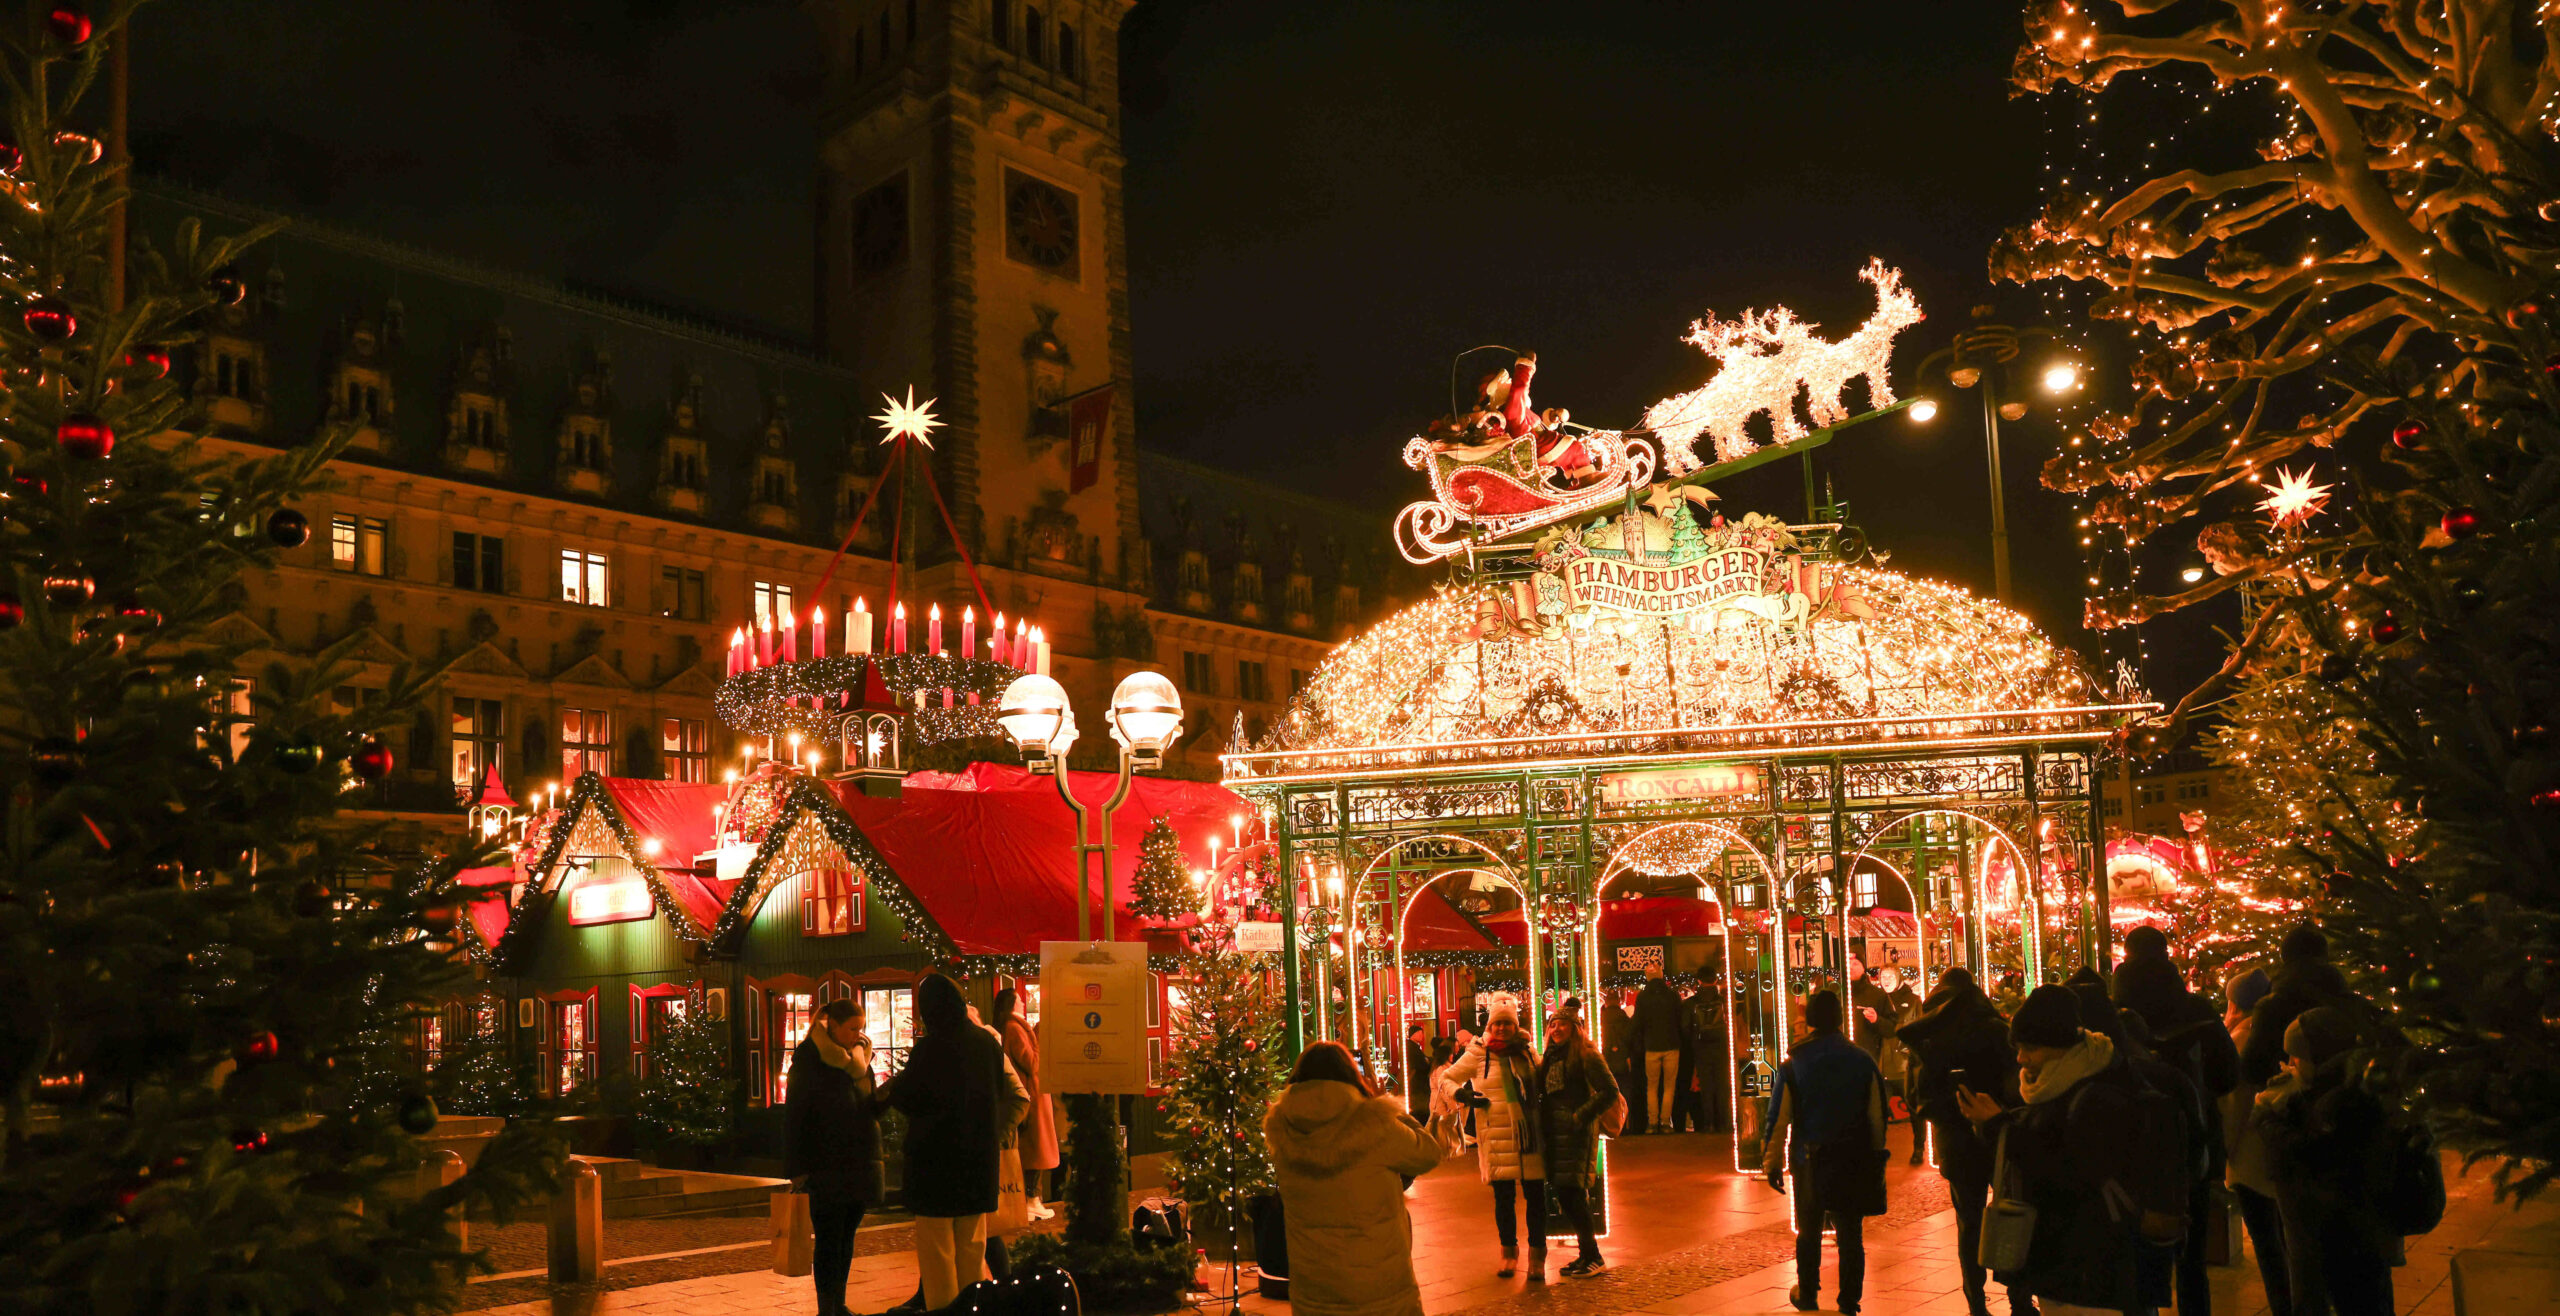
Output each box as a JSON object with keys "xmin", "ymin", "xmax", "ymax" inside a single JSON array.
[
  {"xmin": 874, "ymin": 387, "xmax": 942, "ymax": 448},
  {"xmin": 2257, "ymin": 467, "xmax": 2333, "ymax": 529}
]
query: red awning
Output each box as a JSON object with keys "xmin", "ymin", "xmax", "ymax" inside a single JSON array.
[
  {"xmin": 598, "ymin": 779, "xmax": 739, "ymax": 931},
  {"xmin": 1400, "ymin": 885, "xmax": 1499, "ymax": 951},
  {"xmin": 832, "ymin": 762, "xmax": 1255, "ymax": 957},
  {"xmin": 1481, "ymin": 895, "xmax": 1728, "ymax": 946}
]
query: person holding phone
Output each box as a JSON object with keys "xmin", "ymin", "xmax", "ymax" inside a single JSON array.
[{"xmin": 1899, "ymin": 967, "xmax": 2026, "ymax": 1316}]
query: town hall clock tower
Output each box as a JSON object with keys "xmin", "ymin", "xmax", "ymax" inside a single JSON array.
[{"xmin": 805, "ymin": 0, "xmax": 1140, "ymax": 597}]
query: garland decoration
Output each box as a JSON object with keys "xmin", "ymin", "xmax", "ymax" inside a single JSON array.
[{"xmin": 714, "ymin": 652, "xmax": 1020, "ymax": 742}]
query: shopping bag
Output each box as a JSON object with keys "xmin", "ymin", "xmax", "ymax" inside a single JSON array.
[
  {"xmin": 770, "ymin": 1189, "xmax": 813, "ymax": 1277},
  {"xmin": 989, "ymin": 1147, "xmax": 1033, "ymax": 1238},
  {"xmin": 1978, "ymin": 1129, "xmax": 2037, "ymax": 1274},
  {"xmin": 2202, "ymin": 1184, "xmax": 2244, "ymax": 1267}
]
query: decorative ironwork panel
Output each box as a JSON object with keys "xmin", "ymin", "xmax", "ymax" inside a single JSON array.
[
  {"xmin": 1842, "ymin": 755, "xmax": 2026, "ymax": 804},
  {"xmin": 1780, "ymin": 763, "xmax": 1835, "ymax": 806},
  {"xmin": 1347, "ymin": 779, "xmax": 1522, "ymax": 829},
  {"xmin": 1532, "ymin": 777, "xmax": 1582, "ymax": 818},
  {"xmin": 1287, "ymin": 791, "xmax": 1339, "ymax": 835},
  {"xmin": 2036, "ymin": 752, "xmax": 2094, "ymax": 799}
]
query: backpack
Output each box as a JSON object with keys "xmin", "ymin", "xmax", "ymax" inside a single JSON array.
[
  {"xmin": 2078, "ymin": 1062, "xmax": 2198, "ymax": 1245},
  {"xmin": 2386, "ymin": 1120, "xmax": 2447, "ymax": 1236}
]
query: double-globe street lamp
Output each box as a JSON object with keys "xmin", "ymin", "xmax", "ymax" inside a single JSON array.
[
  {"xmin": 997, "ymin": 669, "xmax": 1186, "ymax": 942},
  {"xmin": 1903, "ymin": 309, "xmax": 2083, "ymax": 604}
]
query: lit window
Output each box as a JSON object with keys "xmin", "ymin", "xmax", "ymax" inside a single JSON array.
[
  {"xmin": 801, "ymin": 863, "xmax": 863, "ymax": 937},
  {"xmin": 662, "ymin": 717, "xmax": 708, "ymax": 782},
  {"xmin": 753, "ymin": 580, "xmax": 796, "ymax": 632},
  {"xmin": 451, "ymin": 697, "xmax": 503, "ymax": 791},
  {"xmin": 770, "ymin": 992, "xmax": 814, "ymax": 1104},
  {"xmin": 551, "ymin": 999, "xmax": 593, "ymax": 1096},
  {"xmin": 331, "ymin": 515, "xmax": 389, "ymax": 576},
  {"xmin": 561, "ymin": 549, "xmax": 608, "ymax": 606},
  {"xmin": 562, "ymin": 707, "xmax": 611, "ymax": 778}
]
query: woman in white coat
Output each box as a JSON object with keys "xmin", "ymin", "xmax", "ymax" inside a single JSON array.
[
  {"xmin": 1436, "ymin": 999, "xmax": 1552, "ymax": 1280},
  {"xmin": 1264, "ymin": 1041, "xmax": 1446, "ymax": 1316}
]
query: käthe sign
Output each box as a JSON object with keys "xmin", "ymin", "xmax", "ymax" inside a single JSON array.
[
  {"xmin": 1037, "ymin": 941, "xmax": 1150, "ymax": 1094},
  {"xmin": 1597, "ymin": 764, "xmax": 1764, "ymax": 807}
]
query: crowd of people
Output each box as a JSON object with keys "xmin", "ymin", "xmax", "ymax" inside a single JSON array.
[{"xmin": 780, "ymin": 919, "xmax": 2428, "ymax": 1316}]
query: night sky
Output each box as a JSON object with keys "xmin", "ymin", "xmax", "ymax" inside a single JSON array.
[{"xmin": 127, "ymin": 0, "xmax": 2221, "ymax": 695}]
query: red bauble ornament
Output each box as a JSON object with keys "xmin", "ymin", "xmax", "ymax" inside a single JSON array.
[
  {"xmin": 0, "ymin": 593, "xmax": 19, "ymax": 630},
  {"xmin": 230, "ymin": 1128, "xmax": 269, "ymax": 1154},
  {"xmin": 2546, "ymin": 354, "xmax": 2560, "ymax": 377},
  {"xmin": 113, "ymin": 592, "xmax": 159, "ymax": 631},
  {"xmin": 126, "ymin": 345, "xmax": 171, "ymax": 380},
  {"xmin": 45, "ymin": 6, "xmax": 93, "ymax": 45},
  {"xmin": 2441, "ymin": 506, "xmax": 2481, "ymax": 540},
  {"xmin": 0, "ymin": 139, "xmax": 20, "ymax": 175},
  {"xmin": 240, "ymin": 1031, "xmax": 281, "ymax": 1063},
  {"xmin": 266, "ymin": 508, "xmax": 310, "ymax": 548},
  {"xmin": 2392, "ymin": 419, "xmax": 2425, "ymax": 449},
  {"xmin": 2533, "ymin": 789, "xmax": 2560, "ymax": 813},
  {"xmin": 23, "ymin": 295, "xmax": 74, "ymax": 341},
  {"xmin": 206, "ymin": 265, "xmax": 246, "ymax": 307},
  {"xmin": 350, "ymin": 738, "xmax": 393, "ymax": 781},
  {"xmin": 50, "ymin": 130, "xmax": 100, "ymax": 165},
  {"xmin": 57, "ymin": 412, "xmax": 112, "ymax": 460},
  {"xmin": 2370, "ymin": 612, "xmax": 2403, "ymax": 644}
]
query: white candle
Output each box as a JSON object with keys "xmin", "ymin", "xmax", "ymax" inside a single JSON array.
[{"xmin": 849, "ymin": 598, "xmax": 872, "ymax": 656}]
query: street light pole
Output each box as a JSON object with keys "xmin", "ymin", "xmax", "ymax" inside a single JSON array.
[{"xmin": 1981, "ymin": 372, "xmax": 2013, "ymax": 604}]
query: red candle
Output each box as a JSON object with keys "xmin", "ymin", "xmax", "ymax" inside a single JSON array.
[
  {"xmin": 892, "ymin": 602, "xmax": 907, "ymax": 654},
  {"xmin": 929, "ymin": 602, "xmax": 944, "ymax": 656},
  {"xmin": 962, "ymin": 606, "xmax": 976, "ymax": 661},
  {"xmin": 810, "ymin": 606, "xmax": 826, "ymax": 660},
  {"xmin": 727, "ymin": 627, "xmax": 743, "ymax": 676},
  {"xmin": 993, "ymin": 612, "xmax": 1010, "ymax": 666},
  {"xmin": 780, "ymin": 610, "xmax": 797, "ymax": 664}
]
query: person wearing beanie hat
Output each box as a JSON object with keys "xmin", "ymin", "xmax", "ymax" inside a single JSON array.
[
  {"xmin": 1438, "ymin": 996, "xmax": 1551, "ymax": 1280},
  {"xmin": 1897, "ymin": 965, "xmax": 2027, "ymax": 1316},
  {"xmin": 1959, "ymin": 984, "xmax": 2145, "ymax": 1315},
  {"xmin": 2259, "ymin": 1006, "xmax": 2400, "ymax": 1316},
  {"xmin": 2244, "ymin": 920, "xmax": 2364, "ymax": 1086},
  {"xmin": 2220, "ymin": 965, "xmax": 2295, "ymax": 1316},
  {"xmin": 876, "ymin": 974, "xmax": 1028, "ymax": 1310},
  {"xmin": 1764, "ymin": 990, "xmax": 1889, "ymax": 1314}
]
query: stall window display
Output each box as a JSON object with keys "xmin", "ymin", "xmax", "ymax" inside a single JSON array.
[
  {"xmin": 769, "ymin": 991, "xmax": 814, "ymax": 1104},
  {"xmin": 863, "ymin": 986, "xmax": 914, "ymax": 1074}
]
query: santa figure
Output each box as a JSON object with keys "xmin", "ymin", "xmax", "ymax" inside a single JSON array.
[{"xmin": 1430, "ymin": 353, "xmax": 1600, "ymax": 486}]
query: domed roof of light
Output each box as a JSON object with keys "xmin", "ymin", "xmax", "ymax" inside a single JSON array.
[{"xmin": 1240, "ymin": 563, "xmax": 2098, "ymax": 775}]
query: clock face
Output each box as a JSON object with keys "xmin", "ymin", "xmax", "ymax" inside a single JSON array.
[
  {"xmin": 1005, "ymin": 171, "xmax": 1080, "ymax": 277},
  {"xmin": 851, "ymin": 175, "xmax": 908, "ymax": 276}
]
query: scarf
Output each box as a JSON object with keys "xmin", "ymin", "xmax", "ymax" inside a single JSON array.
[
  {"xmin": 808, "ymin": 1023, "xmax": 874, "ymax": 1091},
  {"xmin": 2018, "ymin": 1030, "xmax": 2113, "ymax": 1105}
]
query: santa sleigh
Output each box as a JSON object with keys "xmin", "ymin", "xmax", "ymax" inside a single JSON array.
[{"xmin": 1393, "ymin": 428, "xmax": 1655, "ymax": 565}]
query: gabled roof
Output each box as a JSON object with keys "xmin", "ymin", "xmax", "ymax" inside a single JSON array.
[
  {"xmin": 653, "ymin": 661, "xmax": 725, "ymax": 697},
  {"xmin": 438, "ymin": 639, "xmax": 530, "ymax": 682},
  {"xmin": 334, "ymin": 625, "xmax": 412, "ymax": 668},
  {"xmin": 496, "ymin": 774, "xmax": 734, "ymax": 966},
  {"xmin": 1399, "ymin": 885, "xmax": 1500, "ymax": 952},
  {"xmin": 552, "ymin": 652, "xmax": 634, "ymax": 689}
]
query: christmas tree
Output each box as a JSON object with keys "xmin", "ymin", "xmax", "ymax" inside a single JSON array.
[
  {"xmin": 2003, "ymin": 3, "xmax": 2560, "ymax": 1195},
  {"xmin": 1160, "ymin": 948, "xmax": 1282, "ymax": 1258},
  {"xmin": 635, "ymin": 998, "xmax": 733, "ymax": 1148},
  {"xmin": 1127, "ymin": 814, "xmax": 1193, "ymax": 922},
  {"xmin": 0, "ymin": 12, "xmax": 555, "ymax": 1308}
]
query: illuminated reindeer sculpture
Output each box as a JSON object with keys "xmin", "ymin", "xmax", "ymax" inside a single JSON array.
[{"xmin": 1639, "ymin": 260, "xmax": 1924, "ymax": 475}]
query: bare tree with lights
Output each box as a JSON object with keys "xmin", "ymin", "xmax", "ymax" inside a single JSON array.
[{"xmin": 1998, "ymin": 1, "xmax": 2560, "ymax": 1194}]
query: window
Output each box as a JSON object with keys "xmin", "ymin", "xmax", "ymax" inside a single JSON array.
[
  {"xmin": 562, "ymin": 707, "xmax": 611, "ymax": 778},
  {"xmin": 462, "ymin": 406, "xmax": 500, "ymax": 449},
  {"xmin": 801, "ymin": 863, "xmax": 863, "ymax": 937},
  {"xmin": 453, "ymin": 532, "xmax": 505, "ymax": 593},
  {"xmin": 992, "ymin": 0, "xmax": 1010, "ymax": 48},
  {"xmin": 550, "ymin": 997, "xmax": 595, "ymax": 1097},
  {"xmin": 2138, "ymin": 784, "xmax": 2165, "ymax": 806},
  {"xmin": 851, "ymin": 173, "xmax": 910, "ymax": 277},
  {"xmin": 570, "ymin": 427, "xmax": 604, "ymax": 468},
  {"xmin": 2103, "ymin": 796, "xmax": 2124, "ymax": 817},
  {"xmin": 216, "ymin": 677, "xmax": 255, "ymax": 761},
  {"xmin": 1002, "ymin": 169, "xmax": 1079, "ymax": 276},
  {"xmin": 451, "ymin": 698, "xmax": 503, "ymax": 789},
  {"xmin": 561, "ymin": 549, "xmax": 608, "ymax": 606},
  {"xmin": 1180, "ymin": 650, "xmax": 1217, "ymax": 696},
  {"xmin": 761, "ymin": 469, "xmax": 790, "ymax": 504},
  {"xmin": 1290, "ymin": 668, "xmax": 1311, "ymax": 695},
  {"xmin": 864, "ymin": 986, "xmax": 914, "ymax": 1074},
  {"xmin": 331, "ymin": 514, "xmax": 389, "ymax": 576},
  {"xmin": 1236, "ymin": 659, "xmax": 1269, "ymax": 703},
  {"xmin": 1058, "ymin": 21, "xmax": 1078, "ymax": 78},
  {"xmin": 769, "ymin": 991, "xmax": 814, "ymax": 1105},
  {"xmin": 214, "ymin": 351, "xmax": 258, "ymax": 399},
  {"xmin": 662, "ymin": 567, "xmax": 705, "ymax": 620},
  {"xmin": 1022, "ymin": 5, "xmax": 1042, "ymax": 61},
  {"xmin": 753, "ymin": 580, "xmax": 796, "ymax": 633},
  {"xmin": 662, "ymin": 717, "xmax": 708, "ymax": 783},
  {"xmin": 420, "ymin": 1013, "xmax": 445, "ymax": 1069},
  {"xmin": 635, "ymin": 993, "xmax": 687, "ymax": 1080}
]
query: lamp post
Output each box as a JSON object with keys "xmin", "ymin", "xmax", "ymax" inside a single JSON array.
[
  {"xmin": 1907, "ymin": 309, "xmax": 2080, "ymax": 604},
  {"xmin": 998, "ymin": 670, "xmax": 1186, "ymax": 942}
]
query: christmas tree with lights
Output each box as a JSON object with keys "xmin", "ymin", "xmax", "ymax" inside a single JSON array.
[
  {"xmin": 2003, "ymin": 1, "xmax": 2560, "ymax": 1195},
  {"xmin": 1161, "ymin": 947, "xmax": 1282, "ymax": 1260},
  {"xmin": 1127, "ymin": 815, "xmax": 1194, "ymax": 922},
  {"xmin": 635, "ymin": 998, "xmax": 734, "ymax": 1148},
  {"xmin": 0, "ymin": 12, "xmax": 555, "ymax": 1308}
]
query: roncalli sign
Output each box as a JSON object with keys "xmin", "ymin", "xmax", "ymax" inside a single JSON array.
[
  {"xmin": 1564, "ymin": 547, "xmax": 1775, "ymax": 617},
  {"xmin": 1597, "ymin": 764, "xmax": 1765, "ymax": 808}
]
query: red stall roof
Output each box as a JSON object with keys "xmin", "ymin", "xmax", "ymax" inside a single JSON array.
[
  {"xmin": 1482, "ymin": 895, "xmax": 1729, "ymax": 946},
  {"xmin": 828, "ymin": 762, "xmax": 1254, "ymax": 958},
  {"xmin": 1400, "ymin": 885, "xmax": 1500, "ymax": 952},
  {"xmin": 599, "ymin": 778, "xmax": 739, "ymax": 932}
]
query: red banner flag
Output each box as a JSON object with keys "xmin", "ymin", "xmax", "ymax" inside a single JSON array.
[{"xmin": 1067, "ymin": 384, "xmax": 1113, "ymax": 493}]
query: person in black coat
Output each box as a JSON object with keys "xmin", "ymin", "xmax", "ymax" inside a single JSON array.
[
  {"xmin": 1960, "ymin": 984, "xmax": 2145, "ymax": 1315},
  {"xmin": 2115, "ymin": 925, "xmax": 2241, "ymax": 1316},
  {"xmin": 2261, "ymin": 1008, "xmax": 2400, "ymax": 1316},
  {"xmin": 877, "ymin": 974, "xmax": 1029, "ymax": 1311},
  {"xmin": 785, "ymin": 998, "xmax": 882, "ymax": 1316},
  {"xmin": 2244, "ymin": 921, "xmax": 2364, "ymax": 1086},
  {"xmin": 1630, "ymin": 966, "xmax": 1688, "ymax": 1135},
  {"xmin": 1764, "ymin": 990, "xmax": 1889, "ymax": 1315},
  {"xmin": 1896, "ymin": 967, "xmax": 2026, "ymax": 1316}
]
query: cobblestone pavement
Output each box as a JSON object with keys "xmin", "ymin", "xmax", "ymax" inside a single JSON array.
[{"xmin": 460, "ymin": 1127, "xmax": 2549, "ymax": 1316}]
